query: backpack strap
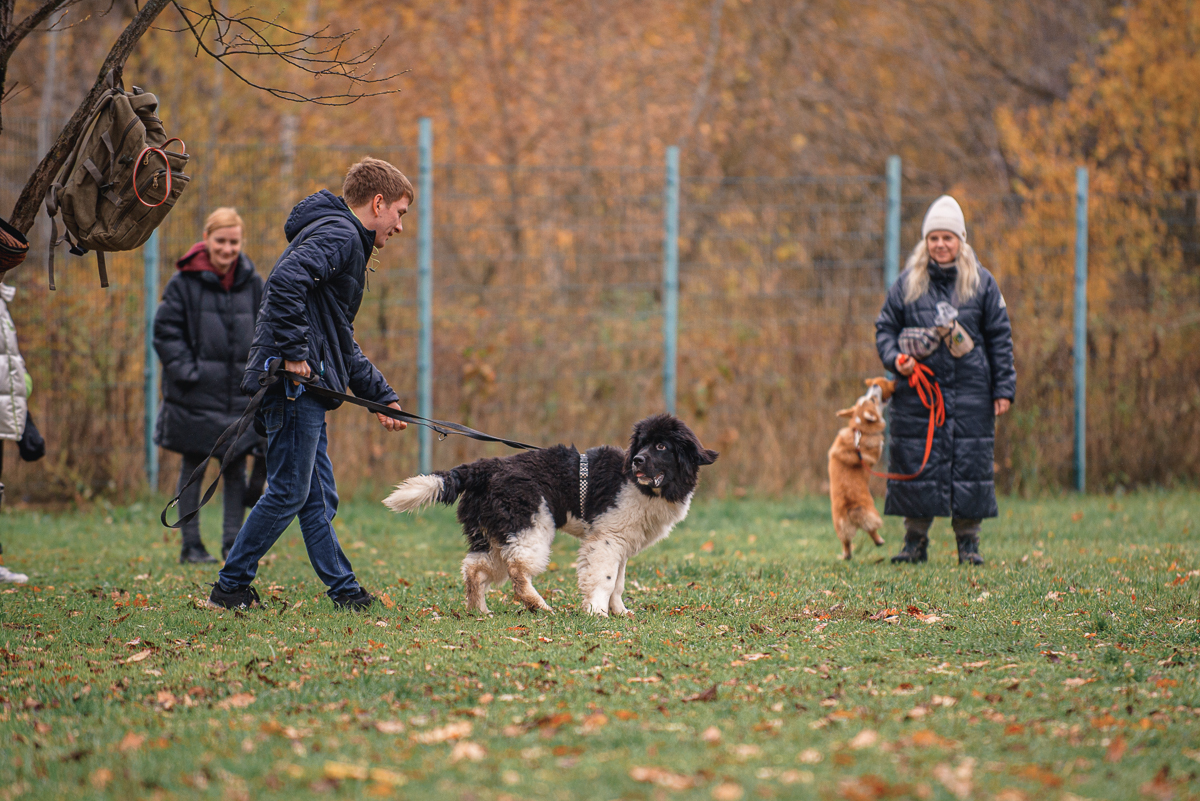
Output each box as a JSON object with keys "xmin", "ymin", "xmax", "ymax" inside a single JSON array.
[{"xmin": 96, "ymin": 251, "xmax": 109, "ymax": 288}]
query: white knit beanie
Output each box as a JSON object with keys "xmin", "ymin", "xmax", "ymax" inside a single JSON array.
[{"xmin": 921, "ymin": 195, "xmax": 967, "ymax": 242}]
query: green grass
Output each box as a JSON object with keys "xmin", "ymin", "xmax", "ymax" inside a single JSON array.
[{"xmin": 1, "ymin": 491, "xmax": 1199, "ymax": 800}]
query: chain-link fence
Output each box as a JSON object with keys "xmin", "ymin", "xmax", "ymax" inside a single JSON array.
[{"xmin": 1, "ymin": 120, "xmax": 1198, "ymax": 502}]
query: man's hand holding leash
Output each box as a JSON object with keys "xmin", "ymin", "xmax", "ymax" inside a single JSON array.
[{"xmin": 378, "ymin": 402, "xmax": 407, "ymax": 432}]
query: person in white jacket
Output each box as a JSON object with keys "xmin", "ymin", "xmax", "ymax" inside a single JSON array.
[{"xmin": 0, "ymin": 280, "xmax": 29, "ymax": 583}]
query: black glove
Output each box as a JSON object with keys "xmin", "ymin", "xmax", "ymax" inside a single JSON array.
[{"xmin": 17, "ymin": 411, "xmax": 44, "ymax": 462}]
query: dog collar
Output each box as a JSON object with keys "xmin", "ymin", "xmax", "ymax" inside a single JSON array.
[{"xmin": 579, "ymin": 452, "xmax": 589, "ymax": 516}]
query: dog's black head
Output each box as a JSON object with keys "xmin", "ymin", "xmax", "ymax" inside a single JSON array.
[{"xmin": 624, "ymin": 414, "xmax": 718, "ymax": 502}]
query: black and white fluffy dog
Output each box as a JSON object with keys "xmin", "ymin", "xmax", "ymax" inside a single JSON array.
[{"xmin": 383, "ymin": 414, "xmax": 717, "ymax": 616}]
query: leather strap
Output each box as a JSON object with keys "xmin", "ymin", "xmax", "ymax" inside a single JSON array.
[{"xmin": 161, "ymin": 360, "xmax": 540, "ymax": 529}]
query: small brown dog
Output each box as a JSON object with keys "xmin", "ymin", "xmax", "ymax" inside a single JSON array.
[{"xmin": 828, "ymin": 378, "xmax": 895, "ymax": 560}]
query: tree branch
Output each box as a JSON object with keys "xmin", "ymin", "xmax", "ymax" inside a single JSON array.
[
  {"xmin": 0, "ymin": 0, "xmax": 80, "ymax": 64},
  {"xmin": 169, "ymin": 1, "xmax": 404, "ymax": 105},
  {"xmin": 9, "ymin": 0, "xmax": 172, "ymax": 233}
]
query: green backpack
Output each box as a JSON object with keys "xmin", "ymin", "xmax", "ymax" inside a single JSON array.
[{"xmin": 44, "ymin": 71, "xmax": 191, "ymax": 289}]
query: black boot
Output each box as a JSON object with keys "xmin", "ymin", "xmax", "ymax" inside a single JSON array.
[
  {"xmin": 956, "ymin": 533, "xmax": 985, "ymax": 565},
  {"xmin": 180, "ymin": 545, "xmax": 218, "ymax": 564},
  {"xmin": 890, "ymin": 530, "xmax": 928, "ymax": 563}
]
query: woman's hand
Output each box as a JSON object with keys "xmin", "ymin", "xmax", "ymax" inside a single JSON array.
[
  {"xmin": 895, "ymin": 354, "xmax": 916, "ymax": 377},
  {"xmin": 377, "ymin": 401, "xmax": 407, "ymax": 432},
  {"xmin": 994, "ymin": 398, "xmax": 1011, "ymax": 416}
]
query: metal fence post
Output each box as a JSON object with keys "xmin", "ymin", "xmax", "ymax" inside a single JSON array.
[
  {"xmin": 1074, "ymin": 167, "xmax": 1089, "ymax": 493},
  {"xmin": 144, "ymin": 230, "xmax": 160, "ymax": 492},
  {"xmin": 417, "ymin": 118, "xmax": 434, "ymax": 475},
  {"xmin": 662, "ymin": 146, "xmax": 680, "ymax": 415},
  {"xmin": 885, "ymin": 155, "xmax": 901, "ymax": 289}
]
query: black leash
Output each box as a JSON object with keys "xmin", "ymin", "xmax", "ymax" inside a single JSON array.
[{"xmin": 160, "ymin": 360, "xmax": 540, "ymax": 530}]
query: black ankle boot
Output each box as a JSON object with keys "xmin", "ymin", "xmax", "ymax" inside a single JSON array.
[
  {"xmin": 180, "ymin": 546, "xmax": 218, "ymax": 564},
  {"xmin": 956, "ymin": 533, "xmax": 985, "ymax": 565},
  {"xmin": 891, "ymin": 530, "xmax": 928, "ymax": 563}
]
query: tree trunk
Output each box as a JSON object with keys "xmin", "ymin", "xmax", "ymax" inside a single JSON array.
[{"xmin": 8, "ymin": 0, "xmax": 171, "ymax": 235}]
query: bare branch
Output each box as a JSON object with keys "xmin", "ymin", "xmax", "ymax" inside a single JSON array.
[
  {"xmin": 9, "ymin": 0, "xmax": 173, "ymax": 234},
  {"xmin": 169, "ymin": 1, "xmax": 404, "ymax": 105},
  {"xmin": 0, "ymin": 0, "xmax": 83, "ymax": 63}
]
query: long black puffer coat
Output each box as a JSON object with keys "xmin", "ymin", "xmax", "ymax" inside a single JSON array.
[
  {"xmin": 241, "ymin": 190, "xmax": 398, "ymax": 409},
  {"xmin": 876, "ymin": 261, "xmax": 1016, "ymax": 520},
  {"xmin": 154, "ymin": 254, "xmax": 264, "ymax": 457}
]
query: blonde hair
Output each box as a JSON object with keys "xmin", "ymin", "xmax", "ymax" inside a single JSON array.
[
  {"xmin": 343, "ymin": 157, "xmax": 415, "ymax": 207},
  {"xmin": 204, "ymin": 207, "xmax": 244, "ymax": 237},
  {"xmin": 902, "ymin": 237, "xmax": 981, "ymax": 304}
]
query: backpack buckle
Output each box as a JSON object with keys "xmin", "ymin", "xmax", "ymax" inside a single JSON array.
[{"xmin": 68, "ymin": 244, "xmax": 87, "ymax": 257}]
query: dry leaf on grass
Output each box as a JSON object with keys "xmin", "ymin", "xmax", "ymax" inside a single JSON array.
[
  {"xmin": 125, "ymin": 649, "xmax": 152, "ymax": 664},
  {"xmin": 323, "ymin": 762, "xmax": 369, "ymax": 781},
  {"xmin": 1105, "ymin": 735, "xmax": 1127, "ymax": 763},
  {"xmin": 682, "ymin": 684, "xmax": 718, "ymax": 703},
  {"xmin": 581, "ymin": 713, "xmax": 608, "ymax": 733},
  {"xmin": 412, "ymin": 721, "xmax": 472, "ymax": 744},
  {"xmin": 450, "ymin": 741, "xmax": 486, "ymax": 763},
  {"xmin": 216, "ymin": 693, "xmax": 256, "ymax": 710},
  {"xmin": 629, "ymin": 766, "xmax": 695, "ymax": 790},
  {"xmin": 117, "ymin": 732, "xmax": 144, "ymax": 752},
  {"xmin": 701, "ymin": 726, "xmax": 722, "ymax": 743},
  {"xmin": 837, "ymin": 774, "xmax": 893, "ymax": 801},
  {"xmin": 798, "ymin": 748, "xmax": 823, "ymax": 763},
  {"xmin": 1063, "ymin": 677, "xmax": 1095, "ymax": 688},
  {"xmin": 933, "ymin": 758, "xmax": 975, "ymax": 800},
  {"xmin": 373, "ymin": 720, "xmax": 406, "ymax": 735},
  {"xmin": 90, "ymin": 768, "xmax": 113, "ymax": 790},
  {"xmin": 711, "ymin": 782, "xmax": 744, "ymax": 800},
  {"xmin": 368, "ymin": 768, "xmax": 406, "ymax": 786},
  {"xmin": 848, "ymin": 729, "xmax": 879, "ymax": 750}
]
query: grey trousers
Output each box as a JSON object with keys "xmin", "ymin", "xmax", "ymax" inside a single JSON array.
[
  {"xmin": 904, "ymin": 517, "xmax": 982, "ymax": 540},
  {"xmin": 176, "ymin": 452, "xmax": 247, "ymax": 553}
]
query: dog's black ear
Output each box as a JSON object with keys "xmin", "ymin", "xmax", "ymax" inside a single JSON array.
[{"xmin": 699, "ymin": 449, "xmax": 718, "ymax": 465}]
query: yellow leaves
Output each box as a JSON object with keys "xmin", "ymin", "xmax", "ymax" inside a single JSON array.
[{"xmin": 124, "ymin": 649, "xmax": 152, "ymax": 664}]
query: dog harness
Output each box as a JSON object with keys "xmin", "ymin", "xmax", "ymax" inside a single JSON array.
[{"xmin": 579, "ymin": 452, "xmax": 589, "ymax": 517}]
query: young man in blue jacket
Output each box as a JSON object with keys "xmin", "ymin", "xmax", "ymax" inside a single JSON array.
[{"xmin": 208, "ymin": 157, "xmax": 411, "ymax": 611}]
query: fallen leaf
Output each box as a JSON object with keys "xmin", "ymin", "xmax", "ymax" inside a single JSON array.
[
  {"xmin": 700, "ymin": 541, "xmax": 715, "ymax": 552},
  {"xmin": 373, "ymin": 721, "xmax": 406, "ymax": 735},
  {"xmin": 450, "ymin": 741, "xmax": 486, "ymax": 763},
  {"xmin": 324, "ymin": 761, "xmax": 369, "ymax": 781},
  {"xmin": 613, "ymin": 710, "xmax": 638, "ymax": 721},
  {"xmin": 629, "ymin": 766, "xmax": 695, "ymax": 790},
  {"xmin": 849, "ymin": 729, "xmax": 879, "ymax": 750},
  {"xmin": 117, "ymin": 731, "xmax": 144, "ymax": 752},
  {"xmin": 378, "ymin": 593, "xmax": 396, "ymax": 609},
  {"xmin": 933, "ymin": 758, "xmax": 975, "ymax": 800},
  {"xmin": 581, "ymin": 713, "xmax": 608, "ymax": 732},
  {"xmin": 1016, "ymin": 765, "xmax": 1062, "ymax": 787},
  {"xmin": 741, "ymin": 653, "xmax": 770, "ymax": 661},
  {"xmin": 412, "ymin": 721, "xmax": 472, "ymax": 744},
  {"xmin": 125, "ymin": 649, "xmax": 152, "ymax": 664},
  {"xmin": 368, "ymin": 768, "xmax": 406, "ymax": 786},
  {"xmin": 701, "ymin": 726, "xmax": 721, "ymax": 743},
  {"xmin": 90, "ymin": 768, "xmax": 113, "ymax": 790},
  {"xmin": 797, "ymin": 748, "xmax": 823, "ymax": 763},
  {"xmin": 1063, "ymin": 678, "xmax": 1095, "ymax": 688},
  {"xmin": 627, "ymin": 676, "xmax": 660, "ymax": 683},
  {"xmin": 216, "ymin": 693, "xmax": 256, "ymax": 710},
  {"xmin": 837, "ymin": 774, "xmax": 891, "ymax": 801},
  {"xmin": 711, "ymin": 781, "xmax": 744, "ymax": 800},
  {"xmin": 1105, "ymin": 735, "xmax": 1127, "ymax": 763},
  {"xmin": 683, "ymin": 685, "xmax": 718, "ymax": 702}
]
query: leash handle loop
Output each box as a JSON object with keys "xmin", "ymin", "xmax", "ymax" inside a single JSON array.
[{"xmin": 871, "ymin": 362, "xmax": 944, "ymax": 481}]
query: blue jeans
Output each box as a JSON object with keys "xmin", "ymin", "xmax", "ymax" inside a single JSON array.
[{"xmin": 218, "ymin": 390, "xmax": 360, "ymax": 598}]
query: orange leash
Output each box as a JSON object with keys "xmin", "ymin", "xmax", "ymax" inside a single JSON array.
[{"xmin": 871, "ymin": 361, "xmax": 945, "ymax": 481}]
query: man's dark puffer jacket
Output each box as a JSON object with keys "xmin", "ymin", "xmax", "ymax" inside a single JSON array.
[
  {"xmin": 876, "ymin": 261, "xmax": 1016, "ymax": 520},
  {"xmin": 242, "ymin": 190, "xmax": 398, "ymax": 409}
]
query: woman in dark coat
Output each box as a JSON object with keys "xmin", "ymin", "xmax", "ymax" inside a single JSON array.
[
  {"xmin": 154, "ymin": 208, "xmax": 264, "ymax": 563},
  {"xmin": 876, "ymin": 195, "xmax": 1016, "ymax": 565}
]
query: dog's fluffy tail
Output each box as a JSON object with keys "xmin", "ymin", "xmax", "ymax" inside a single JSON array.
[{"xmin": 382, "ymin": 470, "xmax": 462, "ymax": 513}]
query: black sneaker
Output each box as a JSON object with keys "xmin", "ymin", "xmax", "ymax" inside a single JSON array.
[
  {"xmin": 180, "ymin": 546, "xmax": 218, "ymax": 564},
  {"xmin": 332, "ymin": 587, "xmax": 375, "ymax": 611},
  {"xmin": 206, "ymin": 583, "xmax": 261, "ymax": 610}
]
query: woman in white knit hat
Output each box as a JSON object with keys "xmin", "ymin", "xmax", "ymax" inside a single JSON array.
[{"xmin": 875, "ymin": 195, "xmax": 1016, "ymax": 565}]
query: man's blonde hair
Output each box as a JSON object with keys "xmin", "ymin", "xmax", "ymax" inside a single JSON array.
[
  {"xmin": 343, "ymin": 157, "xmax": 415, "ymax": 208},
  {"xmin": 204, "ymin": 207, "xmax": 244, "ymax": 236}
]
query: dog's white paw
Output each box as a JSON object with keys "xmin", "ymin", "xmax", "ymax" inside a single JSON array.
[
  {"xmin": 583, "ymin": 602, "xmax": 609, "ymax": 616},
  {"xmin": 609, "ymin": 601, "xmax": 632, "ymax": 617}
]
